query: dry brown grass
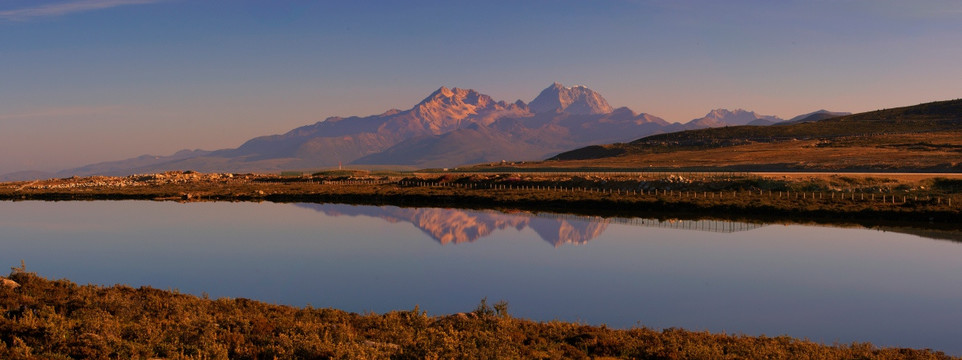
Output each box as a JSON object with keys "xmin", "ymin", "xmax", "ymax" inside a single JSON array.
[
  {"xmin": 2, "ymin": 271, "xmax": 958, "ymax": 360},
  {"xmin": 535, "ymin": 131, "xmax": 962, "ymax": 171}
]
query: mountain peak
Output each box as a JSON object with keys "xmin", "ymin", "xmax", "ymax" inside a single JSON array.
[
  {"xmin": 435, "ymin": 86, "xmax": 453, "ymax": 97},
  {"xmin": 529, "ymin": 82, "xmax": 613, "ymax": 115},
  {"xmin": 707, "ymin": 108, "xmax": 749, "ymax": 116},
  {"xmin": 415, "ymin": 86, "xmax": 491, "ymax": 109},
  {"xmin": 689, "ymin": 108, "xmax": 782, "ymax": 127},
  {"xmin": 407, "ymin": 86, "xmax": 519, "ymax": 134}
]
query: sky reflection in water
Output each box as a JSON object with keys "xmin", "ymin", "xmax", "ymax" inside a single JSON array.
[{"xmin": 1, "ymin": 201, "xmax": 961, "ymax": 354}]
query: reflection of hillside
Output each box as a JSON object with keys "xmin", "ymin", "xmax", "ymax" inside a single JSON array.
[
  {"xmin": 294, "ymin": 204, "xmax": 608, "ymax": 247},
  {"xmin": 874, "ymin": 227, "xmax": 962, "ymax": 243}
]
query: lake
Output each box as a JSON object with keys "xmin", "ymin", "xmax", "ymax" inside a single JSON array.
[{"xmin": 2, "ymin": 200, "xmax": 961, "ymax": 354}]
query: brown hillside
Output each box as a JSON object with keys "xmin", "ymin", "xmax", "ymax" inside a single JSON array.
[{"xmin": 547, "ymin": 99, "xmax": 962, "ymax": 171}]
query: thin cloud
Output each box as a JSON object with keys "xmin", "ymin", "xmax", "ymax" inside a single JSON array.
[{"xmin": 0, "ymin": 0, "xmax": 165, "ymax": 22}]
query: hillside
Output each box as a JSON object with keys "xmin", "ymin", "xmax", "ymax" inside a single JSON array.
[
  {"xmin": 785, "ymin": 110, "xmax": 851, "ymax": 124},
  {"xmin": 548, "ymin": 99, "xmax": 962, "ymax": 171}
]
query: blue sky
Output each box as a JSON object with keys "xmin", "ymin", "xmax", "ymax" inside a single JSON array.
[{"xmin": 2, "ymin": 0, "xmax": 961, "ymax": 173}]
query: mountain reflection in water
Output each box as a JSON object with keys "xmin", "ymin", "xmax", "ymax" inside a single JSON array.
[{"xmin": 294, "ymin": 204, "xmax": 766, "ymax": 247}]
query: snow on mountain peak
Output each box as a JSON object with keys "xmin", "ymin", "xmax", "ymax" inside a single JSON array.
[
  {"xmin": 529, "ymin": 82, "xmax": 613, "ymax": 115},
  {"xmin": 689, "ymin": 108, "xmax": 783, "ymax": 127},
  {"xmin": 416, "ymin": 86, "xmax": 481, "ymax": 109},
  {"xmin": 407, "ymin": 86, "xmax": 528, "ymax": 134}
]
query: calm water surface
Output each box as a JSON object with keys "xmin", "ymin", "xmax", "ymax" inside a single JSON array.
[{"xmin": 2, "ymin": 201, "xmax": 961, "ymax": 354}]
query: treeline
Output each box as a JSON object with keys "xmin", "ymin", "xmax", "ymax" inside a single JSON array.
[{"xmin": 1, "ymin": 271, "xmax": 956, "ymax": 359}]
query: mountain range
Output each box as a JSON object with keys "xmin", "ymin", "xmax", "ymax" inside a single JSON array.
[{"xmin": 2, "ymin": 83, "xmax": 843, "ymax": 180}]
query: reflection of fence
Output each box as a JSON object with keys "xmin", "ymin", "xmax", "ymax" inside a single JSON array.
[
  {"xmin": 525, "ymin": 211, "xmax": 766, "ymax": 234},
  {"xmin": 616, "ymin": 217, "xmax": 766, "ymax": 233},
  {"xmin": 277, "ymin": 177, "xmax": 957, "ymax": 209},
  {"xmin": 431, "ymin": 170, "xmax": 752, "ymax": 178}
]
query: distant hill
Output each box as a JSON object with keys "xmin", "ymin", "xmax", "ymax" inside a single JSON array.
[
  {"xmin": 549, "ymin": 99, "xmax": 962, "ymax": 171},
  {"xmin": 783, "ymin": 110, "xmax": 851, "ymax": 124},
  {"xmin": 64, "ymin": 149, "xmax": 214, "ymax": 177},
  {"xmin": 0, "ymin": 170, "xmax": 54, "ymax": 182}
]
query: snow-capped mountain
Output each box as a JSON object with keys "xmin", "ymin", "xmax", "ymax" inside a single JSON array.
[
  {"xmin": 528, "ymin": 82, "xmax": 614, "ymax": 115},
  {"xmin": 686, "ymin": 109, "xmax": 783, "ymax": 127}
]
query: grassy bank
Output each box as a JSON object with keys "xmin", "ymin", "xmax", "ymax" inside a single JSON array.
[{"xmin": 1, "ymin": 270, "xmax": 956, "ymax": 360}]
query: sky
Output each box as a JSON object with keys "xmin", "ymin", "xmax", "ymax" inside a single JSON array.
[{"xmin": 2, "ymin": 0, "xmax": 962, "ymax": 174}]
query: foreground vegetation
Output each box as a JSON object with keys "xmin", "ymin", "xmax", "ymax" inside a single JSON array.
[{"xmin": 1, "ymin": 270, "xmax": 956, "ymax": 360}]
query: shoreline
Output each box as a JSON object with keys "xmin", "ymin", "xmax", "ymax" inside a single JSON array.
[
  {"xmin": 6, "ymin": 192, "xmax": 962, "ymax": 243},
  {"xmin": 2, "ymin": 171, "xmax": 961, "ymax": 230}
]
